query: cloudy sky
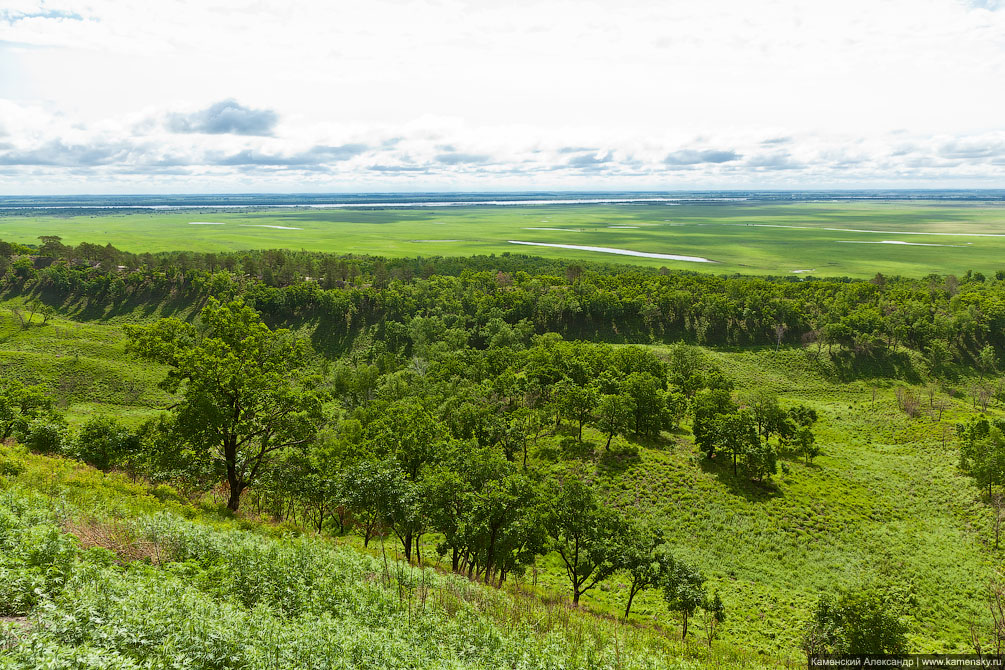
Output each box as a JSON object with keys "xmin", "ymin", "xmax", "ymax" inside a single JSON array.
[{"xmin": 2, "ymin": 0, "xmax": 1005, "ymax": 193}]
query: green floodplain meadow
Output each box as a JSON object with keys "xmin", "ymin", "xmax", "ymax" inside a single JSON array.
[{"xmin": 4, "ymin": 200, "xmax": 1005, "ymax": 278}]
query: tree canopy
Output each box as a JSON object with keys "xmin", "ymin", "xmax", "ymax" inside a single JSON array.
[{"xmin": 126, "ymin": 298, "xmax": 322, "ymax": 510}]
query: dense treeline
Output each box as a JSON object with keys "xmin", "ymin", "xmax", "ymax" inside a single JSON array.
[{"xmin": 5, "ymin": 236, "xmax": 1005, "ymax": 368}]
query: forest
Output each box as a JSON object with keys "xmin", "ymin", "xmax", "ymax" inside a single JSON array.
[{"xmin": 3, "ymin": 235, "xmax": 1005, "ymax": 666}]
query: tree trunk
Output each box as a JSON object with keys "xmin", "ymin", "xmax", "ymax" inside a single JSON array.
[
  {"xmin": 624, "ymin": 586, "xmax": 639, "ymax": 619},
  {"xmin": 606, "ymin": 432, "xmax": 614, "ymax": 450},
  {"xmin": 224, "ymin": 436, "xmax": 242, "ymax": 512},
  {"xmin": 227, "ymin": 482, "xmax": 242, "ymax": 511},
  {"xmin": 682, "ymin": 610, "xmax": 689, "ymax": 639},
  {"xmin": 403, "ymin": 532, "xmax": 413, "ymax": 562}
]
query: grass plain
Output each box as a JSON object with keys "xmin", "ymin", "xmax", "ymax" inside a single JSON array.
[{"xmin": 4, "ymin": 200, "xmax": 1005, "ymax": 278}]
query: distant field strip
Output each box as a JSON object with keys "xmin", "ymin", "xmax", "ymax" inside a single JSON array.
[
  {"xmin": 836, "ymin": 240, "xmax": 967, "ymax": 247},
  {"xmin": 745, "ymin": 223, "xmax": 1005, "ymax": 237},
  {"xmin": 5, "ymin": 201, "xmax": 1005, "ymax": 277},
  {"xmin": 508, "ymin": 240, "xmax": 715, "ymax": 262}
]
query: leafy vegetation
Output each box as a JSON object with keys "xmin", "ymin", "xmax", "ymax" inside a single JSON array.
[{"xmin": 2, "ymin": 228, "xmax": 1005, "ymax": 665}]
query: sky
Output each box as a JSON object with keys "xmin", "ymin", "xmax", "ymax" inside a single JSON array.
[{"xmin": 1, "ymin": 0, "xmax": 1005, "ymax": 193}]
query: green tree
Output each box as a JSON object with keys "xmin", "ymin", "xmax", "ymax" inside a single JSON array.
[
  {"xmin": 691, "ymin": 389, "xmax": 737, "ymax": 459},
  {"xmin": 543, "ymin": 479, "xmax": 627, "ymax": 606},
  {"xmin": 125, "ymin": 298, "xmax": 322, "ymax": 511},
  {"xmin": 794, "ymin": 426, "xmax": 819, "ymax": 465},
  {"xmin": 425, "ymin": 465, "xmax": 473, "ymax": 571},
  {"xmin": 713, "ymin": 410, "xmax": 759, "ymax": 476},
  {"xmin": 554, "ymin": 380, "xmax": 598, "ymax": 442},
  {"xmin": 72, "ymin": 416, "xmax": 139, "ymax": 471},
  {"xmin": 0, "ymin": 380, "xmax": 54, "ymax": 441},
  {"xmin": 466, "ymin": 471, "xmax": 543, "ymax": 585},
  {"xmin": 701, "ymin": 591, "xmax": 726, "ymax": 647},
  {"xmin": 927, "ymin": 339, "xmax": 952, "ymax": 376},
  {"xmin": 980, "ymin": 344, "xmax": 998, "ymax": 381},
  {"xmin": 958, "ymin": 416, "xmax": 1005, "ymax": 499},
  {"xmin": 295, "ymin": 421, "xmax": 366, "ymax": 533},
  {"xmin": 744, "ymin": 438, "xmax": 778, "ymax": 481},
  {"xmin": 21, "ymin": 418, "xmax": 68, "ymax": 455},
  {"xmin": 663, "ymin": 557, "xmax": 707, "ymax": 639},
  {"xmin": 620, "ymin": 522, "xmax": 670, "ymax": 618},
  {"xmin": 745, "ymin": 390, "xmax": 788, "ymax": 445},
  {"xmin": 665, "ymin": 389, "xmax": 688, "ymax": 431},
  {"xmin": 666, "ymin": 343, "xmax": 707, "ymax": 396},
  {"xmin": 367, "ymin": 400, "xmax": 444, "ymax": 481},
  {"xmin": 593, "ymin": 393, "xmax": 635, "ymax": 450},
  {"xmin": 341, "ymin": 459, "xmax": 403, "ymax": 547},
  {"xmin": 622, "ymin": 372, "xmax": 666, "ymax": 437}
]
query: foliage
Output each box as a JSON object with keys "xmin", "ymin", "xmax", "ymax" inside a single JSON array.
[
  {"xmin": 803, "ymin": 586, "xmax": 909, "ymax": 655},
  {"xmin": 662, "ymin": 557, "xmax": 708, "ymax": 640},
  {"xmin": 125, "ymin": 298, "xmax": 323, "ymax": 510},
  {"xmin": 71, "ymin": 416, "xmax": 139, "ymax": 471},
  {"xmin": 0, "ymin": 379, "xmax": 55, "ymax": 441},
  {"xmin": 543, "ymin": 479, "xmax": 627, "ymax": 605},
  {"xmin": 958, "ymin": 415, "xmax": 1005, "ymax": 499}
]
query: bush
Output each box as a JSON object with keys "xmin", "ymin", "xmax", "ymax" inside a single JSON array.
[
  {"xmin": 804, "ymin": 586, "xmax": 909, "ymax": 655},
  {"xmin": 72, "ymin": 416, "xmax": 139, "ymax": 471},
  {"xmin": 20, "ymin": 419, "xmax": 68, "ymax": 455},
  {"xmin": 150, "ymin": 483, "xmax": 187, "ymax": 504},
  {"xmin": 0, "ymin": 453, "xmax": 25, "ymax": 477}
]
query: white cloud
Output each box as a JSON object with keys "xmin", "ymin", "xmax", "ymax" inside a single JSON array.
[{"xmin": 1, "ymin": 0, "xmax": 1005, "ymax": 191}]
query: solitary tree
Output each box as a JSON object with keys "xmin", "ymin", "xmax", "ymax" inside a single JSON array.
[
  {"xmin": 620, "ymin": 522, "xmax": 670, "ymax": 618},
  {"xmin": 958, "ymin": 416, "xmax": 1005, "ymax": 500},
  {"xmin": 543, "ymin": 479, "xmax": 626, "ymax": 606},
  {"xmin": 663, "ymin": 557, "xmax": 707, "ymax": 639},
  {"xmin": 125, "ymin": 298, "xmax": 322, "ymax": 511}
]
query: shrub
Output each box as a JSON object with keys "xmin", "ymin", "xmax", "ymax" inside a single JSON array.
[
  {"xmin": 803, "ymin": 586, "xmax": 909, "ymax": 655},
  {"xmin": 71, "ymin": 416, "xmax": 139, "ymax": 471},
  {"xmin": 20, "ymin": 419, "xmax": 68, "ymax": 455},
  {"xmin": 0, "ymin": 453, "xmax": 25, "ymax": 477}
]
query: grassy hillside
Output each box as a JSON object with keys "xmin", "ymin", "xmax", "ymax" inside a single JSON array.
[
  {"xmin": 0, "ymin": 301, "xmax": 173, "ymax": 427},
  {"xmin": 2, "ymin": 446, "xmax": 738, "ymax": 669},
  {"xmin": 4, "ymin": 200, "xmax": 1005, "ymax": 277},
  {"xmin": 0, "ymin": 300, "xmax": 997, "ymax": 660},
  {"xmin": 530, "ymin": 347, "xmax": 992, "ymax": 654}
]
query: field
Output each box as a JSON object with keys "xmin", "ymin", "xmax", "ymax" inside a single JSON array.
[
  {"xmin": 2, "ymin": 299, "xmax": 995, "ymax": 658},
  {"xmin": 4, "ymin": 200, "xmax": 1005, "ymax": 278}
]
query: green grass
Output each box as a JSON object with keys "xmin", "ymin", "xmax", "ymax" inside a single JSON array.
[
  {"xmin": 484, "ymin": 346, "xmax": 995, "ymax": 656},
  {"xmin": 4, "ymin": 200, "xmax": 1005, "ymax": 277},
  {"xmin": 1, "ymin": 304, "xmax": 999, "ymax": 659},
  {"xmin": 0, "ymin": 302, "xmax": 172, "ymax": 427},
  {"xmin": 0, "ymin": 446, "xmax": 761, "ymax": 669}
]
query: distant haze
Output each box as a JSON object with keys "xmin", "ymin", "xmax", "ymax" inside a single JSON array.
[{"xmin": 2, "ymin": 0, "xmax": 1005, "ymax": 193}]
